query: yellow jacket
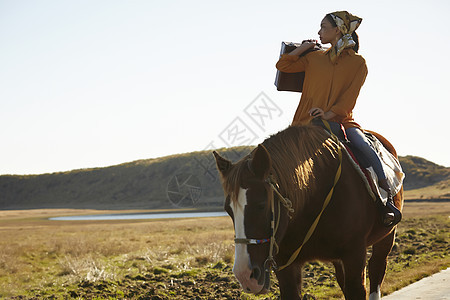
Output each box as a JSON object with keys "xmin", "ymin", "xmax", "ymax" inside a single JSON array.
[{"xmin": 276, "ymin": 48, "xmax": 367, "ymax": 128}]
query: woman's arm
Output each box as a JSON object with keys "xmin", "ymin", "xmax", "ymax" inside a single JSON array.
[
  {"xmin": 330, "ymin": 61, "xmax": 368, "ymax": 117},
  {"xmin": 275, "ymin": 41, "xmax": 316, "ymax": 73},
  {"xmin": 309, "ymin": 60, "xmax": 367, "ymax": 121}
]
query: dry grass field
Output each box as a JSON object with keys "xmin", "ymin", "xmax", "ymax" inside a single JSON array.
[{"xmin": 0, "ymin": 202, "xmax": 449, "ymax": 299}]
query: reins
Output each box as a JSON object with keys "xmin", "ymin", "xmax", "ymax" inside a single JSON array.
[
  {"xmin": 235, "ymin": 119, "xmax": 343, "ymax": 277},
  {"xmin": 278, "ymin": 119, "xmax": 343, "ymax": 271}
]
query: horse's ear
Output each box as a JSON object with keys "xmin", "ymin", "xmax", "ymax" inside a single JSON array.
[
  {"xmin": 213, "ymin": 151, "xmax": 232, "ymax": 175},
  {"xmin": 251, "ymin": 144, "xmax": 272, "ymax": 179}
]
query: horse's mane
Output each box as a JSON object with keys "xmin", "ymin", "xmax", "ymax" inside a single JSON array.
[
  {"xmin": 221, "ymin": 125, "xmax": 340, "ymax": 204},
  {"xmin": 262, "ymin": 125, "xmax": 340, "ymax": 200}
]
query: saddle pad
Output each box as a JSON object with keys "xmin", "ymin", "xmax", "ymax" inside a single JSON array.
[{"xmin": 339, "ymin": 133, "xmax": 404, "ymax": 205}]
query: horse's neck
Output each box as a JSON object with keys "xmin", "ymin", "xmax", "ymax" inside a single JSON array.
[{"xmin": 280, "ymin": 152, "xmax": 340, "ymax": 212}]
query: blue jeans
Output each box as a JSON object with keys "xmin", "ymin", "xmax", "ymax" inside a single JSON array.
[{"xmin": 346, "ymin": 127, "xmax": 387, "ymax": 181}]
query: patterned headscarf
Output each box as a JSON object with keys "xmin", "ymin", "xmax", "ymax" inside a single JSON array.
[{"xmin": 328, "ymin": 11, "xmax": 362, "ymax": 62}]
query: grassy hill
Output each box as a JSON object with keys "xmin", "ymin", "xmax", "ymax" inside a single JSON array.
[
  {"xmin": 399, "ymin": 156, "xmax": 449, "ymax": 189},
  {"xmin": 0, "ymin": 147, "xmax": 252, "ymax": 210},
  {"xmin": 0, "ymin": 147, "xmax": 448, "ymax": 210},
  {"xmin": 400, "ymin": 155, "xmax": 450, "ymax": 199}
]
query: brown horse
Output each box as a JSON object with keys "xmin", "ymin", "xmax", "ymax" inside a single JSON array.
[{"xmin": 213, "ymin": 124, "xmax": 403, "ymax": 300}]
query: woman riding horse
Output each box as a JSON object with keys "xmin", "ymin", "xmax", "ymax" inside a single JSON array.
[
  {"xmin": 275, "ymin": 11, "xmax": 397, "ymax": 226},
  {"xmin": 212, "ymin": 11, "xmax": 404, "ymax": 299}
]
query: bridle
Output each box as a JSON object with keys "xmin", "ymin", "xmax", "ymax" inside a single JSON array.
[
  {"xmin": 234, "ymin": 119, "xmax": 343, "ymax": 280},
  {"xmin": 233, "ymin": 173, "xmax": 293, "ymax": 273}
]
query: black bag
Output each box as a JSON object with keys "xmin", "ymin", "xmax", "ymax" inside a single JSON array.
[{"xmin": 274, "ymin": 41, "xmax": 321, "ymax": 93}]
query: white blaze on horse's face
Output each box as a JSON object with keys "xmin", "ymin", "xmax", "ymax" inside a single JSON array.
[{"xmin": 231, "ymin": 187, "xmax": 264, "ymax": 294}]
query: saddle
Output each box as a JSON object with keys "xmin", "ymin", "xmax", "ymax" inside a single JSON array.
[
  {"xmin": 311, "ymin": 118, "xmax": 404, "ymax": 226},
  {"xmin": 311, "ymin": 118, "xmax": 370, "ymax": 167}
]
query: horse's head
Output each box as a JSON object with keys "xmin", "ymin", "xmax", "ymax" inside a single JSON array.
[{"xmin": 213, "ymin": 145, "xmax": 284, "ymax": 294}]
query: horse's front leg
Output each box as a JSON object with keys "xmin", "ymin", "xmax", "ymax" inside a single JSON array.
[
  {"xmin": 342, "ymin": 247, "xmax": 367, "ymax": 300},
  {"xmin": 333, "ymin": 260, "xmax": 345, "ymax": 293},
  {"xmin": 275, "ymin": 262, "xmax": 302, "ymax": 300}
]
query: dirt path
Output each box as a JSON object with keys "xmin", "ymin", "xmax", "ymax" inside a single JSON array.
[{"xmin": 383, "ymin": 267, "xmax": 450, "ymax": 299}]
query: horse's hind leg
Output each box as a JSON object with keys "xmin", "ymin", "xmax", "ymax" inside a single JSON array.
[{"xmin": 368, "ymin": 230, "xmax": 396, "ymax": 300}]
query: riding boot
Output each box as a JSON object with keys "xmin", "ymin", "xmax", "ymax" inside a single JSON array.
[{"xmin": 378, "ymin": 178, "xmax": 402, "ymax": 227}]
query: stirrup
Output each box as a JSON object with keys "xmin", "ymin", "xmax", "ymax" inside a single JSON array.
[{"xmin": 382, "ymin": 200, "xmax": 402, "ymax": 227}]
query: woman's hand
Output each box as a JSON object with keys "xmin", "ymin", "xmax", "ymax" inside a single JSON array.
[
  {"xmin": 309, "ymin": 108, "xmax": 337, "ymax": 120},
  {"xmin": 309, "ymin": 107, "xmax": 324, "ymax": 118},
  {"xmin": 288, "ymin": 40, "xmax": 317, "ymax": 56},
  {"xmin": 302, "ymin": 39, "xmax": 319, "ymax": 47}
]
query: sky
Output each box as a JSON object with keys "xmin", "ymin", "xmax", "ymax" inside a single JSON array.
[{"xmin": 1, "ymin": 0, "xmax": 449, "ymax": 175}]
